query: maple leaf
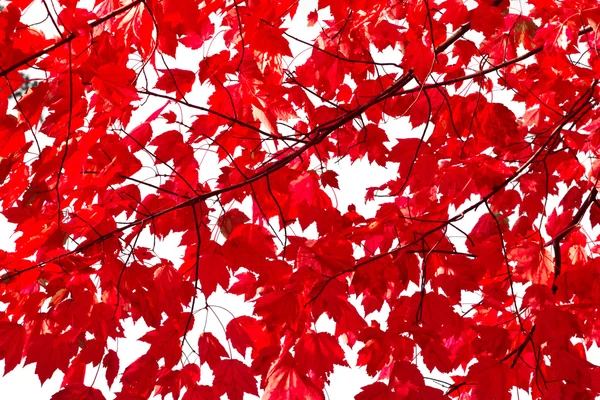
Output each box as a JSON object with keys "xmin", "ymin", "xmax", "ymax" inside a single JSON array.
[
  {"xmin": 226, "ymin": 316, "xmax": 265, "ymax": 355},
  {"xmin": 155, "ymin": 69, "xmax": 197, "ymax": 100},
  {"xmin": 198, "ymin": 332, "xmax": 228, "ymax": 369},
  {"xmin": 123, "ymin": 123, "xmax": 153, "ymax": 152},
  {"xmin": 50, "ymin": 384, "xmax": 106, "ymax": 400},
  {"xmin": 509, "ymin": 239, "xmax": 554, "ymax": 285},
  {"xmin": 25, "ymin": 334, "xmax": 72, "ymax": 384},
  {"xmin": 297, "ymin": 235, "xmax": 355, "ymax": 274},
  {"xmin": 368, "ymin": 20, "xmax": 404, "ymax": 52},
  {"xmin": 155, "ymin": 364, "xmax": 200, "ymax": 400},
  {"xmin": 198, "ymin": 253, "xmax": 230, "ymax": 297},
  {"xmin": 320, "ymin": 170, "xmax": 339, "ymax": 189},
  {"xmin": 223, "ymin": 223, "xmax": 276, "ymax": 270},
  {"xmin": 534, "ymin": 308, "xmax": 583, "ymax": 346},
  {"xmin": 180, "ymin": 18, "xmax": 215, "ymax": 50},
  {"xmin": 307, "ymin": 11, "xmax": 319, "ymax": 27},
  {"xmin": 182, "ymin": 384, "xmax": 218, "ymax": 400},
  {"xmin": 217, "ymin": 209, "xmax": 250, "ymax": 238},
  {"xmin": 263, "ymin": 353, "xmax": 325, "ymax": 400},
  {"xmin": 403, "ymin": 39, "xmax": 434, "ymax": 82},
  {"xmin": 91, "ymin": 63, "xmax": 139, "ymax": 107},
  {"xmin": 119, "ymin": 354, "xmax": 159, "ymax": 398},
  {"xmin": 466, "ymin": 358, "xmax": 516, "ymax": 400},
  {"xmin": 355, "ymin": 382, "xmax": 395, "ymax": 400},
  {"xmin": 103, "ymin": 350, "xmax": 119, "ymax": 389},
  {"xmin": 294, "ymin": 332, "xmax": 348, "ymax": 381},
  {"xmin": 254, "ymin": 288, "xmax": 301, "ymax": 330},
  {"xmin": 213, "ymin": 359, "xmax": 258, "ymax": 400},
  {"xmin": 152, "ymin": 261, "xmax": 196, "ymax": 318},
  {"xmin": 0, "ymin": 322, "xmax": 25, "ymax": 374},
  {"xmin": 140, "ymin": 313, "xmax": 192, "ymax": 369}
]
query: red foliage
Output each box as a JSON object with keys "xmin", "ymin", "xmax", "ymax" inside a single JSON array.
[{"xmin": 2, "ymin": 0, "xmax": 600, "ymax": 399}]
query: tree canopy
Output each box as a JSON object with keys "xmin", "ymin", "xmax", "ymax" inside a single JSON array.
[{"xmin": 2, "ymin": 0, "xmax": 600, "ymax": 399}]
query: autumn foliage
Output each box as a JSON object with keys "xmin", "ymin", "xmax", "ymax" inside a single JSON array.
[{"xmin": 3, "ymin": 0, "xmax": 600, "ymax": 398}]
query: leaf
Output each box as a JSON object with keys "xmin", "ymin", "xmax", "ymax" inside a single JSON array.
[
  {"xmin": 198, "ymin": 253, "xmax": 230, "ymax": 297},
  {"xmin": 124, "ymin": 122, "xmax": 153, "ymax": 152},
  {"xmin": 217, "ymin": 209, "xmax": 249, "ymax": 238},
  {"xmin": 182, "ymin": 385, "xmax": 218, "ymax": 400},
  {"xmin": 179, "ymin": 19, "xmax": 214, "ymax": 49},
  {"xmin": 355, "ymin": 382, "xmax": 395, "ymax": 400},
  {"xmin": 140, "ymin": 313, "xmax": 192, "ymax": 369},
  {"xmin": 50, "ymin": 384, "xmax": 106, "ymax": 400},
  {"xmin": 320, "ymin": 170, "xmax": 339, "ymax": 189},
  {"xmin": 307, "ymin": 11, "xmax": 318, "ymax": 27},
  {"xmin": 534, "ymin": 308, "xmax": 583, "ymax": 345},
  {"xmin": 513, "ymin": 18, "xmax": 538, "ymax": 49},
  {"xmin": 152, "ymin": 261, "xmax": 196, "ymax": 318},
  {"xmin": 213, "ymin": 359, "xmax": 258, "ymax": 400},
  {"xmin": 155, "ymin": 69, "xmax": 197, "ymax": 99},
  {"xmin": 92, "ymin": 63, "xmax": 138, "ymax": 107},
  {"xmin": 254, "ymin": 289, "xmax": 301, "ymax": 330},
  {"xmin": 198, "ymin": 332, "xmax": 228, "ymax": 369},
  {"xmin": 120, "ymin": 354, "xmax": 159, "ymax": 397},
  {"xmin": 155, "ymin": 364, "xmax": 200, "ymax": 400},
  {"xmin": 509, "ymin": 240, "xmax": 553, "ymax": 285},
  {"xmin": 368, "ymin": 20, "xmax": 403, "ymax": 52},
  {"xmin": 294, "ymin": 332, "xmax": 348, "ymax": 380},
  {"xmin": 226, "ymin": 316, "xmax": 263, "ymax": 355},
  {"xmin": 25, "ymin": 334, "xmax": 71, "ymax": 384},
  {"xmin": 466, "ymin": 358, "xmax": 515, "ymax": 400},
  {"xmin": 310, "ymin": 235, "xmax": 355, "ymax": 274},
  {"xmin": 103, "ymin": 350, "xmax": 119, "ymax": 388},
  {"xmin": 263, "ymin": 353, "xmax": 325, "ymax": 400},
  {"xmin": 0, "ymin": 322, "xmax": 24, "ymax": 374},
  {"xmin": 402, "ymin": 39, "xmax": 434, "ymax": 82},
  {"xmin": 223, "ymin": 224, "xmax": 276, "ymax": 270}
]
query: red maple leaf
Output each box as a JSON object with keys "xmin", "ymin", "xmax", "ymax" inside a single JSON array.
[
  {"xmin": 213, "ymin": 359, "xmax": 258, "ymax": 400},
  {"xmin": 182, "ymin": 384, "xmax": 218, "ymax": 400},
  {"xmin": 119, "ymin": 354, "xmax": 159, "ymax": 398},
  {"xmin": 140, "ymin": 313, "xmax": 192, "ymax": 369},
  {"xmin": 103, "ymin": 350, "xmax": 119, "ymax": 388},
  {"xmin": 263, "ymin": 353, "xmax": 324, "ymax": 400},
  {"xmin": 155, "ymin": 364, "xmax": 200, "ymax": 399},
  {"xmin": 50, "ymin": 384, "xmax": 106, "ymax": 400},
  {"xmin": 155, "ymin": 69, "xmax": 197, "ymax": 100},
  {"xmin": 0, "ymin": 322, "xmax": 25, "ymax": 375},
  {"xmin": 198, "ymin": 332, "xmax": 228, "ymax": 369},
  {"xmin": 294, "ymin": 331, "xmax": 348, "ymax": 381},
  {"xmin": 25, "ymin": 334, "xmax": 72, "ymax": 384}
]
